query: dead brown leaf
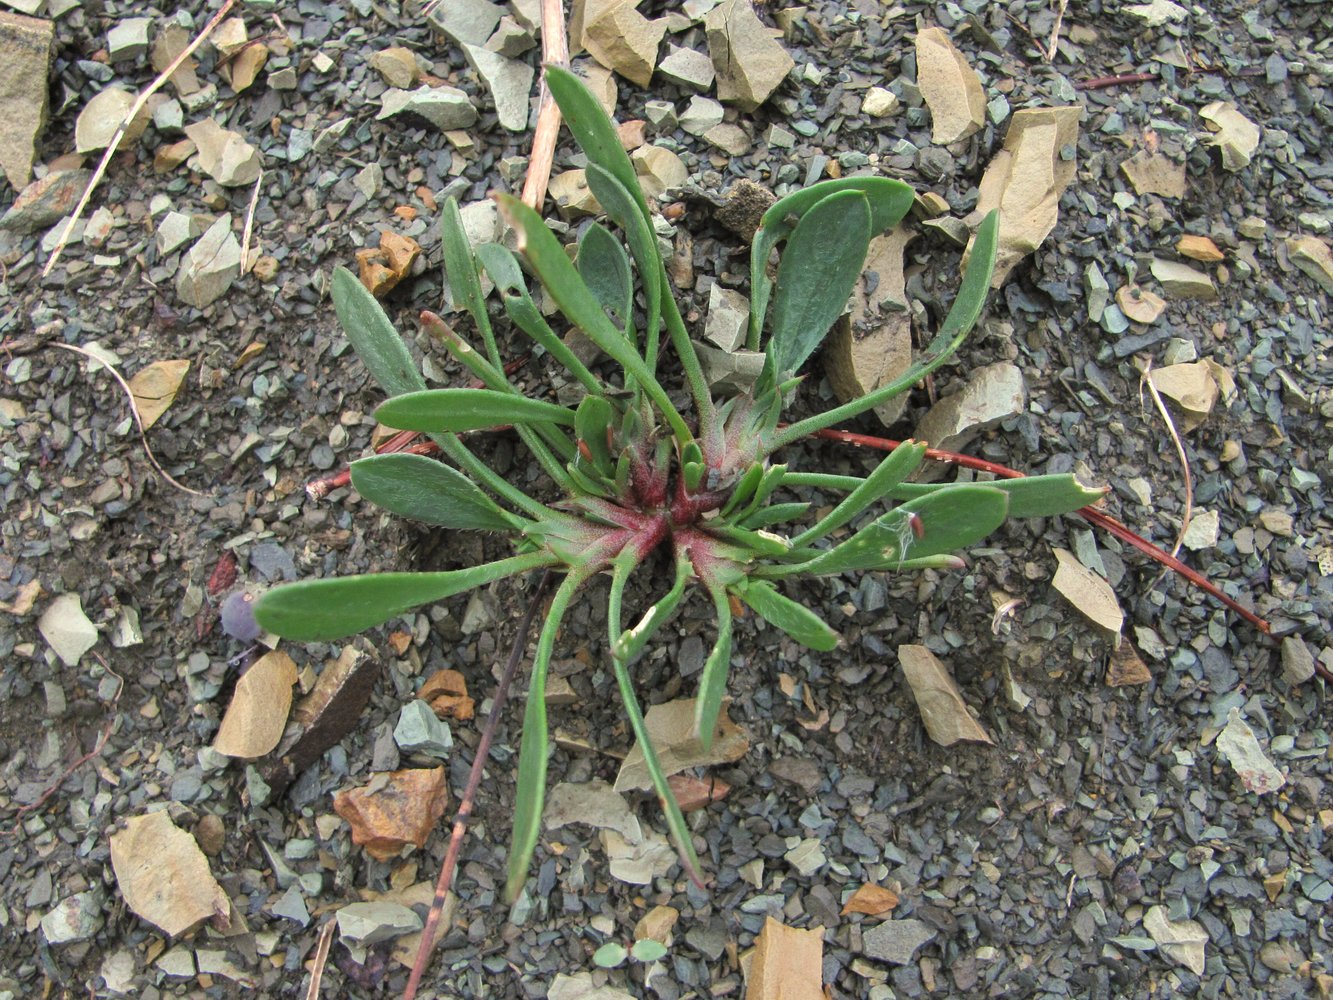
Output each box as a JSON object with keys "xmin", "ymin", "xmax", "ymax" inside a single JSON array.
[
  {"xmin": 840, "ymin": 884, "xmax": 900, "ymax": 917},
  {"xmin": 333, "ymin": 768, "xmax": 450, "ymax": 861},
  {"xmin": 127, "ymin": 359, "xmax": 190, "ymax": 431},
  {"xmin": 614, "ymin": 697, "xmax": 749, "ymax": 792},
  {"xmin": 212, "ymin": 650, "xmax": 297, "ymax": 759},
  {"xmin": 1052, "ymin": 548, "xmax": 1124, "ymax": 635},
  {"xmin": 896, "ymin": 645, "xmax": 994, "ymax": 747},
  {"xmin": 745, "ymin": 916, "xmax": 825, "ymax": 1000}
]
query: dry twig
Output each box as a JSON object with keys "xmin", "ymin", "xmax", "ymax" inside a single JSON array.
[
  {"xmin": 303, "ymin": 918, "xmax": 338, "ymax": 1000},
  {"xmin": 1046, "ymin": 0, "xmax": 1069, "ymax": 61},
  {"xmin": 1140, "ymin": 360, "xmax": 1193, "ymax": 572},
  {"xmin": 521, "ymin": 0, "xmax": 570, "ymax": 211},
  {"xmin": 240, "ymin": 170, "xmax": 264, "ymax": 274},
  {"xmin": 43, "ymin": 0, "xmax": 239, "ymax": 276},
  {"xmin": 49, "ymin": 343, "xmax": 206, "ymax": 497}
]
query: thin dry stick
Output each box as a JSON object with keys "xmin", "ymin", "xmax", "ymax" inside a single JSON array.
[
  {"xmin": 1140, "ymin": 361, "xmax": 1193, "ymax": 574},
  {"xmin": 240, "ymin": 170, "xmax": 264, "ymax": 274},
  {"xmin": 303, "ymin": 918, "xmax": 338, "ymax": 1000},
  {"xmin": 49, "ymin": 343, "xmax": 206, "ymax": 497},
  {"xmin": 520, "ymin": 0, "xmax": 570, "ymax": 211},
  {"xmin": 403, "ymin": 570, "xmax": 554, "ymax": 1000},
  {"xmin": 43, "ymin": 0, "xmax": 238, "ymax": 276},
  {"xmin": 1046, "ymin": 0, "xmax": 1069, "ymax": 61}
]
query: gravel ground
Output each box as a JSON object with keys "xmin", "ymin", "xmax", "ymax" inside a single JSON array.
[{"xmin": 1, "ymin": 1, "xmax": 1331, "ymax": 998}]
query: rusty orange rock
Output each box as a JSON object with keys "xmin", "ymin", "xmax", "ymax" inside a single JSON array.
[{"xmin": 334, "ymin": 768, "xmax": 449, "ymax": 860}]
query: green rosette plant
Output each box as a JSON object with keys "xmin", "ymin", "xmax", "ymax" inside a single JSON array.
[{"xmin": 254, "ymin": 67, "xmax": 1104, "ymax": 900}]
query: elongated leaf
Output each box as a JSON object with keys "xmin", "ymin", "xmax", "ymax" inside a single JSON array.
[
  {"xmin": 614, "ymin": 556, "xmax": 691, "ymax": 663},
  {"xmin": 585, "ymin": 163, "xmax": 663, "ymax": 361},
  {"xmin": 609, "ymin": 644, "xmax": 705, "ymax": 888},
  {"xmin": 792, "ymin": 440, "xmax": 927, "ymax": 546},
  {"xmin": 495, "ymin": 193, "xmax": 689, "ymax": 442},
  {"xmin": 545, "ymin": 66, "xmax": 649, "ymax": 224},
  {"xmin": 750, "ymin": 177, "xmax": 915, "ymax": 348},
  {"xmin": 350, "ymin": 453, "xmax": 517, "ymax": 531},
  {"xmin": 376, "ymin": 388, "xmax": 574, "ymax": 433},
  {"xmin": 733, "ymin": 579, "xmax": 839, "ymax": 651},
  {"xmin": 578, "ymin": 223, "xmax": 634, "ymax": 330},
  {"xmin": 694, "ymin": 587, "xmax": 733, "ymax": 749},
  {"xmin": 890, "ymin": 474, "xmax": 1107, "ymax": 519},
  {"xmin": 506, "ymin": 571, "xmax": 586, "ymax": 902},
  {"xmin": 740, "ymin": 501, "xmax": 810, "ymax": 529},
  {"xmin": 441, "ymin": 197, "xmax": 498, "ymax": 366},
  {"xmin": 769, "ymin": 190, "xmax": 872, "ymax": 375},
  {"xmin": 720, "ymin": 462, "xmax": 765, "ymax": 518},
  {"xmin": 800, "ymin": 485, "xmax": 1010, "ymax": 576},
  {"xmin": 331, "ymin": 267, "xmax": 426, "ymax": 399},
  {"xmin": 253, "ymin": 553, "xmax": 550, "ymax": 641}
]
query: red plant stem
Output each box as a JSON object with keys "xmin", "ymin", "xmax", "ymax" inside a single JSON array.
[
  {"xmin": 1076, "ymin": 72, "xmax": 1157, "ymax": 90},
  {"xmin": 403, "ymin": 570, "xmax": 553, "ymax": 1000},
  {"xmin": 809, "ymin": 427, "xmax": 1273, "ymax": 636}
]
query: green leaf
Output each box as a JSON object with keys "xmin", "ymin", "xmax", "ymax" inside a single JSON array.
[
  {"xmin": 330, "ymin": 267, "xmax": 426, "ymax": 399},
  {"xmin": 791, "ymin": 440, "xmax": 927, "ymax": 546},
  {"xmin": 574, "ymin": 394, "xmax": 615, "ymax": 471},
  {"xmin": 630, "ymin": 940, "xmax": 668, "ymax": 963},
  {"xmin": 440, "ymin": 197, "xmax": 498, "ymax": 366},
  {"xmin": 750, "ymin": 177, "xmax": 914, "ymax": 349},
  {"xmin": 506, "ymin": 570, "xmax": 587, "ymax": 902},
  {"xmin": 584, "ymin": 163, "xmax": 664, "ymax": 362},
  {"xmin": 739, "ymin": 501, "xmax": 810, "ymax": 529},
  {"xmin": 890, "ymin": 473, "xmax": 1107, "ymax": 519},
  {"xmin": 578, "ymin": 222, "xmax": 634, "ymax": 330},
  {"xmin": 593, "ymin": 943, "xmax": 628, "ymax": 969},
  {"xmin": 375, "ymin": 388, "xmax": 575, "ymax": 433},
  {"xmin": 614, "ymin": 556, "xmax": 691, "ymax": 663},
  {"xmin": 719, "ymin": 462, "xmax": 765, "ymax": 518},
  {"xmin": 350, "ymin": 453, "xmax": 517, "ymax": 531},
  {"xmin": 769, "ymin": 190, "xmax": 872, "ymax": 375},
  {"xmin": 799, "ymin": 485, "xmax": 1010, "ymax": 576},
  {"xmin": 495, "ymin": 193, "xmax": 690, "ymax": 444},
  {"xmin": 733, "ymin": 579, "xmax": 839, "ymax": 651},
  {"xmin": 252, "ymin": 553, "xmax": 551, "ymax": 641},
  {"xmin": 474, "ymin": 241, "xmax": 526, "ymax": 294},
  {"xmin": 694, "ymin": 587, "xmax": 733, "ymax": 750},
  {"xmin": 545, "ymin": 66, "xmax": 649, "ymax": 225}
]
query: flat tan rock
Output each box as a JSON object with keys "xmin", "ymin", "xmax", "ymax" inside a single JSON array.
[
  {"xmin": 896, "ymin": 645, "xmax": 994, "ymax": 747},
  {"xmin": 1286, "ymin": 235, "xmax": 1333, "ymax": 294},
  {"xmin": 585, "ymin": 4, "xmax": 664, "ymax": 87},
  {"xmin": 1199, "ymin": 101, "xmax": 1260, "ymax": 171},
  {"xmin": 183, "ymin": 119, "xmax": 261, "ymax": 186},
  {"xmin": 370, "ymin": 46, "xmax": 419, "ymax": 88},
  {"xmin": 213, "ymin": 650, "xmax": 297, "ymax": 758},
  {"xmin": 0, "ymin": 11, "xmax": 54, "ymax": 188},
  {"xmin": 704, "ymin": 0, "xmax": 793, "ymax": 111},
  {"xmin": 915, "ymin": 27, "xmax": 985, "ymax": 144},
  {"xmin": 1120, "ymin": 149, "xmax": 1185, "ymax": 198},
  {"xmin": 1151, "ymin": 257, "xmax": 1215, "ymax": 299},
  {"xmin": 547, "ymin": 168, "xmax": 601, "ymax": 219},
  {"xmin": 967, "ymin": 106, "xmax": 1081, "ymax": 286},
  {"xmin": 632, "ymin": 144, "xmax": 687, "ymax": 200},
  {"xmin": 615, "ymin": 697, "xmax": 749, "ymax": 792},
  {"xmin": 746, "ymin": 917, "xmax": 825, "ymax": 1000},
  {"xmin": 110, "ymin": 811, "xmax": 230, "ymax": 937},
  {"xmin": 1147, "ymin": 361, "xmax": 1219, "ymax": 432},
  {"xmin": 1116, "ymin": 284, "xmax": 1166, "ymax": 324},
  {"xmin": 824, "ymin": 225, "xmax": 916, "ymax": 427},
  {"xmin": 75, "ymin": 86, "xmax": 149, "ymax": 154},
  {"xmin": 1177, "ymin": 234, "xmax": 1223, "ymax": 262},
  {"xmin": 913, "ymin": 360, "xmax": 1026, "ymax": 461}
]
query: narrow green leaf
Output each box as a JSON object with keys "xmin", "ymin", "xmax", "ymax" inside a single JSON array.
[
  {"xmin": 441, "ymin": 197, "xmax": 499, "ymax": 367},
  {"xmin": 474, "ymin": 241, "xmax": 526, "ymax": 293},
  {"xmin": 578, "ymin": 222, "xmax": 634, "ymax": 330},
  {"xmin": 574, "ymin": 395, "xmax": 615, "ymax": 471},
  {"xmin": 708, "ymin": 525, "xmax": 791, "ymax": 558},
  {"xmin": 585, "ymin": 163, "xmax": 664, "ymax": 362},
  {"xmin": 375, "ymin": 388, "xmax": 574, "ymax": 433},
  {"xmin": 769, "ymin": 190, "xmax": 872, "ymax": 375},
  {"xmin": 739, "ymin": 501, "xmax": 810, "ymax": 529},
  {"xmin": 593, "ymin": 943, "xmax": 628, "ymax": 969},
  {"xmin": 733, "ymin": 579, "xmax": 839, "ymax": 651},
  {"xmin": 544, "ymin": 66, "xmax": 649, "ymax": 224},
  {"xmin": 252, "ymin": 553, "xmax": 551, "ymax": 641},
  {"xmin": 506, "ymin": 570, "xmax": 587, "ymax": 902},
  {"xmin": 694, "ymin": 587, "xmax": 733, "ymax": 750},
  {"xmin": 630, "ymin": 940, "xmax": 668, "ymax": 963},
  {"xmin": 330, "ymin": 266, "xmax": 426, "ymax": 399},
  {"xmin": 719, "ymin": 462, "xmax": 765, "ymax": 518},
  {"xmin": 749, "ymin": 177, "xmax": 915, "ymax": 349},
  {"xmin": 800, "ymin": 485, "xmax": 1010, "ymax": 576},
  {"xmin": 350, "ymin": 453, "xmax": 517, "ymax": 531},
  {"xmin": 791, "ymin": 441, "xmax": 927, "ymax": 546},
  {"xmin": 890, "ymin": 473, "xmax": 1107, "ymax": 519},
  {"xmin": 495, "ymin": 193, "xmax": 690, "ymax": 444},
  {"xmin": 614, "ymin": 556, "xmax": 691, "ymax": 663}
]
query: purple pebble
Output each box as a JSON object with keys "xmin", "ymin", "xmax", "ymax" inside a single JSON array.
[{"xmin": 220, "ymin": 590, "xmax": 263, "ymax": 642}]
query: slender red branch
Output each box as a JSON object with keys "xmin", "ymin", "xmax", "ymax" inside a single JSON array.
[
  {"xmin": 1076, "ymin": 72, "xmax": 1157, "ymax": 90},
  {"xmin": 403, "ymin": 571, "xmax": 554, "ymax": 1000},
  {"xmin": 808, "ymin": 426, "xmax": 1273, "ymax": 636}
]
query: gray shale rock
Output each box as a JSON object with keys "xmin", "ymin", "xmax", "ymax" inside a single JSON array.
[
  {"xmin": 861, "ymin": 918, "xmax": 936, "ymax": 965},
  {"xmin": 462, "ymin": 43, "xmax": 533, "ymax": 132},
  {"xmin": 176, "ymin": 215, "xmax": 241, "ymax": 309},
  {"xmin": 377, "ymin": 85, "xmax": 478, "ymax": 131}
]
